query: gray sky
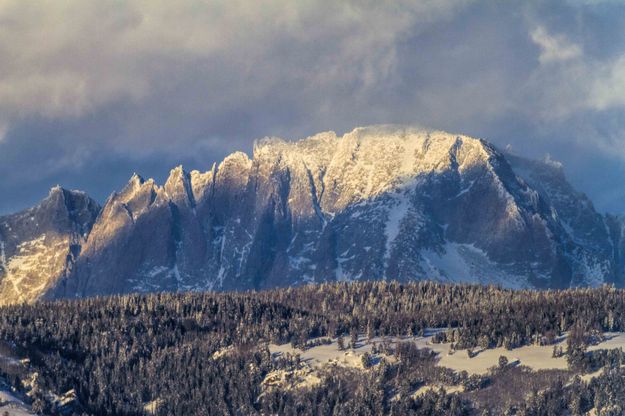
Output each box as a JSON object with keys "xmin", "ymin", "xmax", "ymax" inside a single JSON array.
[{"xmin": 2, "ymin": 0, "xmax": 625, "ymax": 214}]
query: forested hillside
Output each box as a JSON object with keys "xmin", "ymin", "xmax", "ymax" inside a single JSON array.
[{"xmin": 1, "ymin": 282, "xmax": 625, "ymax": 415}]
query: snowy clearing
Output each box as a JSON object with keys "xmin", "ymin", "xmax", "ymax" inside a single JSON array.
[
  {"xmin": 587, "ymin": 332, "xmax": 625, "ymax": 352},
  {"xmin": 263, "ymin": 330, "xmax": 625, "ymax": 390},
  {"xmin": 269, "ymin": 339, "xmax": 373, "ymax": 370},
  {"xmin": 410, "ymin": 336, "xmax": 570, "ymax": 375}
]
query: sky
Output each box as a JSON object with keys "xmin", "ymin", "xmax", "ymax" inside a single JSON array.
[{"xmin": 1, "ymin": 0, "xmax": 625, "ymax": 214}]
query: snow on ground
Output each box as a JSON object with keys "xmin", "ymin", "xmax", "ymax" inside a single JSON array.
[
  {"xmin": 409, "ymin": 331, "xmax": 625, "ymax": 376},
  {"xmin": 0, "ymin": 342, "xmax": 34, "ymax": 416},
  {"xmin": 269, "ymin": 338, "xmax": 372, "ymax": 370},
  {"xmin": 588, "ymin": 332, "xmax": 625, "ymax": 352},
  {"xmin": 144, "ymin": 398, "xmax": 164, "ymax": 415},
  {"xmin": 266, "ymin": 336, "xmax": 392, "ymax": 390},
  {"xmin": 264, "ymin": 330, "xmax": 625, "ymax": 391},
  {"xmin": 0, "ymin": 388, "xmax": 35, "ymax": 416},
  {"xmin": 405, "ymin": 332, "xmax": 570, "ymax": 374},
  {"xmin": 580, "ymin": 367, "xmax": 607, "ymax": 383},
  {"xmin": 262, "ymin": 367, "xmax": 322, "ymax": 391},
  {"xmin": 412, "ymin": 384, "xmax": 464, "ymax": 397},
  {"xmin": 435, "ymin": 342, "xmax": 569, "ymax": 375}
]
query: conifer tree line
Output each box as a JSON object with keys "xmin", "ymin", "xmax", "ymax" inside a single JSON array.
[{"xmin": 0, "ymin": 281, "xmax": 624, "ymax": 414}]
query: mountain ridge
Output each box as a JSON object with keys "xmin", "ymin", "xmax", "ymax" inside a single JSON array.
[{"xmin": 1, "ymin": 125, "xmax": 623, "ymax": 305}]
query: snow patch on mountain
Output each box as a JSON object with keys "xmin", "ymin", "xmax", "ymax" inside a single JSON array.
[
  {"xmin": 0, "ymin": 235, "xmax": 69, "ymax": 305},
  {"xmin": 421, "ymin": 243, "xmax": 530, "ymax": 289},
  {"xmin": 0, "ymin": 240, "xmax": 6, "ymax": 273}
]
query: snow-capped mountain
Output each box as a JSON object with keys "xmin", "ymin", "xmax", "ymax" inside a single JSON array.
[{"xmin": 2, "ymin": 125, "xmax": 624, "ymax": 304}]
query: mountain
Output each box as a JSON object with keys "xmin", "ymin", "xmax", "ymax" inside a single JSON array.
[
  {"xmin": 1, "ymin": 125, "xmax": 624, "ymax": 304},
  {"xmin": 0, "ymin": 187, "xmax": 99, "ymax": 305}
]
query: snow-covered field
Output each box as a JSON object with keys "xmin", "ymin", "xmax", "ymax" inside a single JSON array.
[
  {"xmin": 410, "ymin": 335, "xmax": 570, "ymax": 375},
  {"xmin": 265, "ymin": 339, "xmax": 372, "ymax": 390},
  {"xmin": 262, "ymin": 331, "xmax": 625, "ymax": 390},
  {"xmin": 269, "ymin": 339, "xmax": 373, "ymax": 370},
  {"xmin": 588, "ymin": 332, "xmax": 625, "ymax": 352}
]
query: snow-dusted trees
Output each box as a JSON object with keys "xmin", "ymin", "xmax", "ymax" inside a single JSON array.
[{"xmin": 0, "ymin": 281, "xmax": 624, "ymax": 414}]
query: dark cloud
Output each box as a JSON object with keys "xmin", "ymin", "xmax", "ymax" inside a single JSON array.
[{"xmin": 1, "ymin": 0, "xmax": 625, "ymax": 214}]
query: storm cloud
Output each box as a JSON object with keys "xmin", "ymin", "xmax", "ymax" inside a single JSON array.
[{"xmin": 1, "ymin": 0, "xmax": 625, "ymax": 213}]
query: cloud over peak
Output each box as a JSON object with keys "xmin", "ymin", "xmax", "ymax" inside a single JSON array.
[
  {"xmin": 0, "ymin": 0, "xmax": 466, "ymax": 128},
  {"xmin": 1, "ymin": 0, "xmax": 625, "ymax": 214}
]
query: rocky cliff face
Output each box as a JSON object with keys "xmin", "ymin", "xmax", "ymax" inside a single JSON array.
[
  {"xmin": 2, "ymin": 126, "xmax": 624, "ymax": 304},
  {"xmin": 0, "ymin": 187, "xmax": 99, "ymax": 304}
]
